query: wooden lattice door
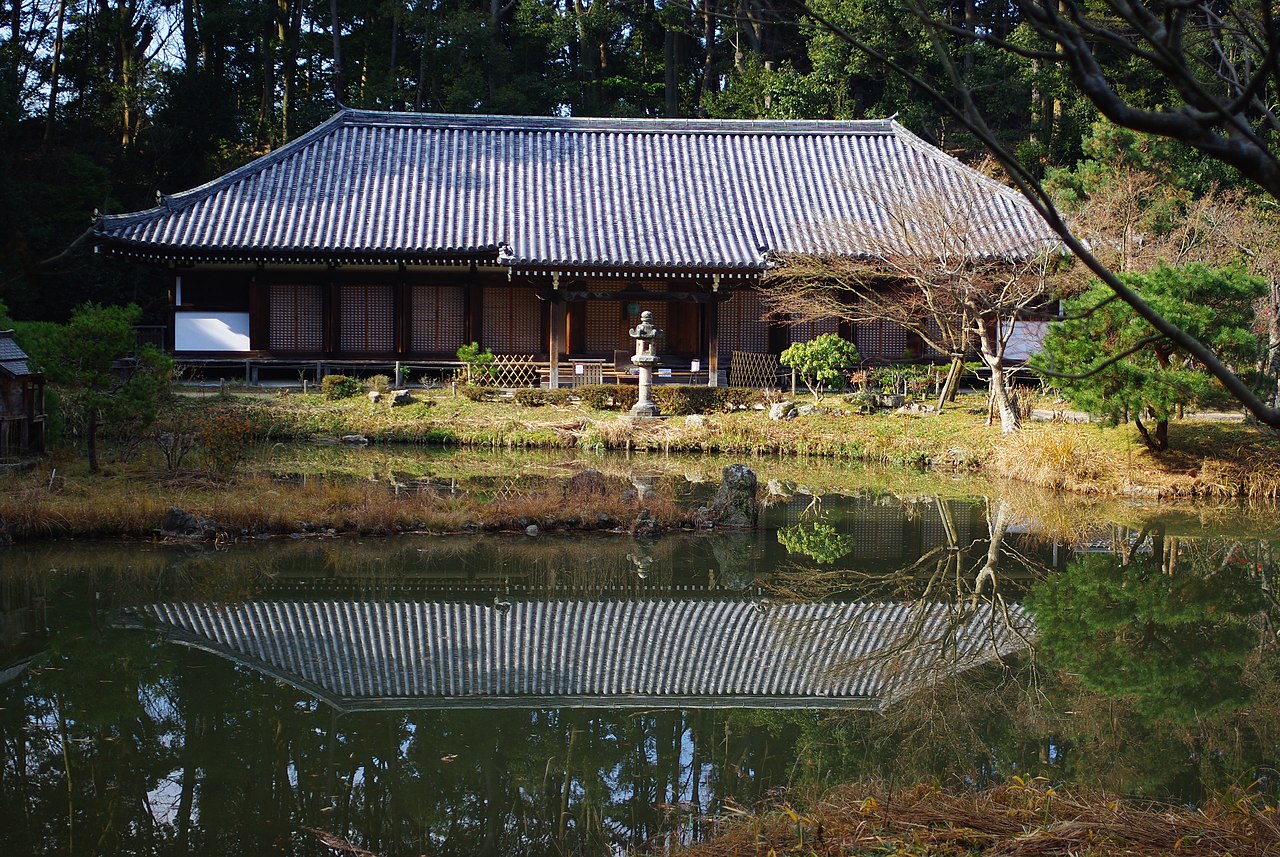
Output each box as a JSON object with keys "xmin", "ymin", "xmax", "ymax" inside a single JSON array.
[
  {"xmin": 339, "ymin": 284, "xmax": 395, "ymax": 353},
  {"xmin": 268, "ymin": 284, "xmax": 324, "ymax": 352}
]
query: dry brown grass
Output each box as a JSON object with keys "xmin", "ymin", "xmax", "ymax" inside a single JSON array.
[
  {"xmin": 0, "ymin": 468, "xmax": 690, "ymax": 541},
  {"xmin": 677, "ymin": 779, "xmax": 1280, "ymax": 856},
  {"xmin": 992, "ymin": 427, "xmax": 1110, "ymax": 493}
]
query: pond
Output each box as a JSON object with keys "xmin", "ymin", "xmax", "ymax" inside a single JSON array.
[{"xmin": 1, "ymin": 465, "xmax": 1278, "ymax": 856}]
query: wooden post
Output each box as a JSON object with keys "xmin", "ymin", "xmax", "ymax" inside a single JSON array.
[
  {"xmin": 395, "ymin": 266, "xmax": 408, "ymax": 355},
  {"xmin": 706, "ymin": 296, "xmax": 720, "ymax": 387},
  {"xmin": 467, "ymin": 268, "xmax": 483, "ymax": 347},
  {"xmin": 549, "ymin": 298, "xmax": 566, "ymax": 389}
]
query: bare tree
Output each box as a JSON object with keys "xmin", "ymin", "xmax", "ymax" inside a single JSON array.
[
  {"xmin": 790, "ymin": 0, "xmax": 1280, "ymax": 429},
  {"xmin": 764, "ymin": 178, "xmax": 1056, "ymax": 432}
]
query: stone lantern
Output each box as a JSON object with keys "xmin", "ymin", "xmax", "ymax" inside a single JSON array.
[{"xmin": 628, "ymin": 310, "xmax": 662, "ymax": 418}]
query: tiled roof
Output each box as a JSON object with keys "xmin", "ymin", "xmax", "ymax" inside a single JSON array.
[
  {"xmin": 0, "ymin": 331, "xmax": 32, "ymax": 377},
  {"xmin": 95, "ymin": 110, "xmax": 1054, "ymax": 269},
  {"xmin": 140, "ymin": 598, "xmax": 1033, "ymax": 711}
]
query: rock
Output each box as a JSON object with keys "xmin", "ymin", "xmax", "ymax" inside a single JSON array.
[
  {"xmin": 706, "ymin": 464, "xmax": 759, "ymax": 528},
  {"xmin": 711, "ymin": 532, "xmax": 758, "ymax": 589},
  {"xmin": 630, "ymin": 473, "xmax": 658, "ymax": 501},
  {"xmin": 768, "ymin": 401, "xmax": 797, "ymax": 421},
  {"xmin": 766, "ymin": 479, "xmax": 795, "ymax": 498},
  {"xmin": 367, "ymin": 390, "xmax": 382, "ymax": 403},
  {"xmin": 161, "ymin": 507, "xmax": 220, "ymax": 539},
  {"xmin": 684, "ymin": 414, "xmax": 707, "ymax": 428},
  {"xmin": 0, "ymin": 516, "xmax": 11, "ymax": 546},
  {"xmin": 387, "ymin": 389, "xmax": 413, "ymax": 407},
  {"xmin": 525, "ymin": 524, "xmax": 540, "ymax": 537},
  {"xmin": 341, "ymin": 434, "xmax": 369, "ymax": 445},
  {"xmin": 564, "ymin": 468, "xmax": 610, "ymax": 497},
  {"xmin": 630, "ymin": 507, "xmax": 661, "ymax": 537}
]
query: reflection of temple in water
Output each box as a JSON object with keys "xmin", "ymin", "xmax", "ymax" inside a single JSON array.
[
  {"xmin": 0, "ymin": 573, "xmax": 46, "ymax": 687},
  {"xmin": 771, "ymin": 494, "xmax": 982, "ymax": 562},
  {"xmin": 132, "ymin": 596, "xmax": 1034, "ymax": 712}
]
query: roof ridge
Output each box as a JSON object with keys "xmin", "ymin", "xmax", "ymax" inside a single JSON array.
[{"xmin": 337, "ymin": 107, "xmax": 897, "ymax": 136}]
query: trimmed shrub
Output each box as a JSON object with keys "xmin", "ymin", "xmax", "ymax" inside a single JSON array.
[
  {"xmin": 714, "ymin": 387, "xmax": 766, "ymax": 411},
  {"xmin": 460, "ymin": 383, "xmax": 500, "ymax": 402},
  {"xmin": 574, "ymin": 385, "xmax": 638, "ymax": 410},
  {"xmin": 365, "ymin": 374, "xmax": 392, "ymax": 393},
  {"xmin": 652, "ymin": 385, "xmax": 717, "ymax": 415},
  {"xmin": 651, "ymin": 385, "xmax": 765, "ymax": 415},
  {"xmin": 512, "ymin": 388, "xmax": 574, "ymax": 407},
  {"xmin": 321, "ymin": 374, "xmax": 361, "ymax": 400}
]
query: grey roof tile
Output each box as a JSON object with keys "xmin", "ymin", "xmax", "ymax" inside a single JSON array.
[
  {"xmin": 0, "ymin": 331, "xmax": 31, "ymax": 376},
  {"xmin": 96, "ymin": 110, "xmax": 1054, "ymax": 268},
  {"xmin": 142, "ymin": 598, "xmax": 1034, "ymax": 711}
]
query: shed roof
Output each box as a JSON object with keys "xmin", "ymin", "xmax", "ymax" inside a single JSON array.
[
  {"xmin": 95, "ymin": 110, "xmax": 1053, "ymax": 270},
  {"xmin": 0, "ymin": 330, "xmax": 33, "ymax": 378},
  {"xmin": 137, "ymin": 597, "xmax": 1033, "ymax": 712}
]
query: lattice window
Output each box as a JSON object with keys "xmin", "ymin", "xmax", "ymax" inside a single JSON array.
[
  {"xmin": 922, "ymin": 319, "xmax": 945, "ymax": 357},
  {"xmin": 789, "ymin": 317, "xmax": 839, "ymax": 344},
  {"xmin": 583, "ymin": 284, "xmax": 622, "ymax": 354},
  {"xmin": 269, "ymin": 284, "xmax": 323, "ymax": 352},
  {"xmin": 411, "ymin": 285, "xmax": 466, "ymax": 353},
  {"xmin": 484, "ymin": 286, "xmax": 542, "ymax": 354},
  {"xmin": 848, "ymin": 503, "xmax": 905, "ymax": 561},
  {"xmin": 718, "ymin": 289, "xmax": 769, "ymax": 364},
  {"xmin": 854, "ymin": 320, "xmax": 911, "ymax": 361},
  {"xmin": 339, "ymin": 284, "xmax": 394, "ymax": 353}
]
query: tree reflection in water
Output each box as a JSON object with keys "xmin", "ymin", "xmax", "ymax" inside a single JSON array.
[{"xmin": 0, "ymin": 497, "xmax": 1276, "ymax": 855}]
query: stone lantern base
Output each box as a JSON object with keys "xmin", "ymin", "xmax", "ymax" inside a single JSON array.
[{"xmin": 629, "ymin": 400, "xmax": 661, "ymax": 419}]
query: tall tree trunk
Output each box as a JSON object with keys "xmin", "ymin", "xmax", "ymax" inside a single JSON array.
[
  {"xmin": 181, "ymin": 0, "xmax": 198, "ymax": 75},
  {"xmin": 664, "ymin": 29, "xmax": 679, "ymax": 117},
  {"xmin": 281, "ymin": 0, "xmax": 302, "ymax": 140},
  {"xmin": 1134, "ymin": 412, "xmax": 1168, "ymax": 452},
  {"xmin": 44, "ymin": 0, "xmax": 67, "ymax": 144},
  {"xmin": 387, "ymin": 5, "xmax": 400, "ymax": 109},
  {"xmin": 693, "ymin": 0, "xmax": 716, "ymax": 113},
  {"xmin": 259, "ymin": 12, "xmax": 277, "ymax": 145},
  {"xmin": 1267, "ymin": 279, "xmax": 1280, "ymax": 408},
  {"xmin": 977, "ymin": 324, "xmax": 1019, "ymax": 432},
  {"xmin": 329, "ymin": 0, "xmax": 344, "ymax": 103}
]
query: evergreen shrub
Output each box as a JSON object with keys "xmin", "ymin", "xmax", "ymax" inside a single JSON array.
[{"xmin": 321, "ymin": 375, "xmax": 361, "ymax": 400}]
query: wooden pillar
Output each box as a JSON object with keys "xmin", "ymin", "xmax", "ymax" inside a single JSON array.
[
  {"xmin": 396, "ymin": 265, "xmax": 409, "ymax": 355},
  {"xmin": 249, "ymin": 272, "xmax": 269, "ymax": 351},
  {"xmin": 326, "ymin": 266, "xmax": 339, "ymax": 354},
  {"xmin": 467, "ymin": 267, "xmax": 483, "ymax": 347},
  {"xmin": 168, "ymin": 271, "xmax": 179, "ymax": 352},
  {"xmin": 706, "ymin": 295, "xmax": 720, "ymax": 387},
  {"xmin": 549, "ymin": 298, "xmax": 566, "ymax": 389}
]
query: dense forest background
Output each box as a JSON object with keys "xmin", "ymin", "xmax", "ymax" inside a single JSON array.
[{"xmin": 0, "ymin": 0, "xmax": 1257, "ymax": 325}]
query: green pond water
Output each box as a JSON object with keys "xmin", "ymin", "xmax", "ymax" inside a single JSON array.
[{"xmin": 1, "ymin": 453, "xmax": 1278, "ymax": 856}]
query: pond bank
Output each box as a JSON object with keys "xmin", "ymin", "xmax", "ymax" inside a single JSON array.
[
  {"xmin": 186, "ymin": 389, "xmax": 1279, "ymax": 498},
  {"xmin": 1, "ymin": 439, "xmax": 1278, "ymax": 545},
  {"xmin": 665, "ymin": 779, "xmax": 1279, "ymax": 856},
  {"xmin": 1, "ymin": 389, "xmax": 1277, "ymax": 544}
]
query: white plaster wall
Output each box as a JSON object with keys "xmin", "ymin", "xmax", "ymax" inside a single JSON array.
[{"xmin": 175, "ymin": 313, "xmax": 251, "ymax": 352}]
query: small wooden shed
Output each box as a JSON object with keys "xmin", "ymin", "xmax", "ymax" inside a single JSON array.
[{"xmin": 0, "ymin": 330, "xmax": 45, "ymax": 456}]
